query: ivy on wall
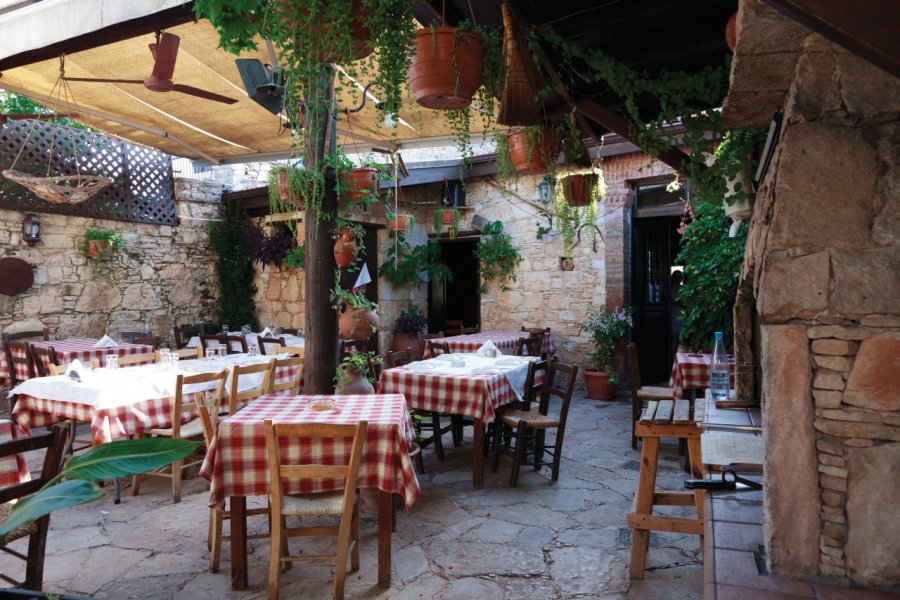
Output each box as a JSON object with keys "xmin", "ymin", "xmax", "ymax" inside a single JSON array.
[{"xmin": 208, "ymin": 211, "xmax": 258, "ymax": 330}]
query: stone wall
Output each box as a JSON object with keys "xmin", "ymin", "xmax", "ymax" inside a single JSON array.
[
  {"xmin": 740, "ymin": 31, "xmax": 900, "ymax": 588},
  {"xmin": 0, "ymin": 178, "xmax": 224, "ymax": 347}
]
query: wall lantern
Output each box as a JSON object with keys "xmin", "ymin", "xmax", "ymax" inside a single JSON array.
[
  {"xmin": 538, "ymin": 176, "xmax": 555, "ymax": 203},
  {"xmin": 22, "ymin": 213, "xmax": 40, "ymax": 246}
]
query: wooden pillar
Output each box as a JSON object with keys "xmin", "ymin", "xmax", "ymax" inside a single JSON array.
[{"xmin": 303, "ymin": 71, "xmax": 339, "ymax": 394}]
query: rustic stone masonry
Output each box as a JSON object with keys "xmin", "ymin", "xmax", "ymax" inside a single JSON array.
[{"xmin": 0, "ymin": 178, "xmax": 223, "ymax": 348}]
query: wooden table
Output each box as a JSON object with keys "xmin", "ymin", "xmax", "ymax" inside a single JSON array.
[
  {"xmin": 0, "ymin": 337, "xmax": 154, "ymax": 383},
  {"xmin": 377, "ymin": 355, "xmax": 534, "ymax": 488},
  {"xmin": 426, "ymin": 330, "xmax": 556, "ymax": 358},
  {"xmin": 200, "ymin": 393, "xmax": 420, "ymax": 590}
]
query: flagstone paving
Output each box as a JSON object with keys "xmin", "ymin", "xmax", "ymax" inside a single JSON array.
[{"xmin": 1, "ymin": 394, "xmax": 702, "ymax": 599}]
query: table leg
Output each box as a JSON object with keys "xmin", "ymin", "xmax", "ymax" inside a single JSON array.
[
  {"xmin": 230, "ymin": 496, "xmax": 247, "ymax": 590},
  {"xmin": 472, "ymin": 417, "xmax": 484, "ymax": 488},
  {"xmin": 629, "ymin": 435, "xmax": 660, "ymax": 579},
  {"xmin": 377, "ymin": 490, "xmax": 392, "ymax": 588}
]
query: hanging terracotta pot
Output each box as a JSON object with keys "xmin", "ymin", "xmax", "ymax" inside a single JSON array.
[
  {"xmin": 507, "ymin": 128, "xmax": 561, "ymax": 174},
  {"xmin": 339, "ymin": 167, "xmax": 377, "ymax": 203},
  {"xmin": 273, "ymin": 0, "xmax": 372, "ymax": 62},
  {"xmin": 442, "ymin": 210, "xmax": 455, "ymax": 225},
  {"xmin": 333, "ymin": 229, "xmax": 358, "ymax": 267},
  {"xmin": 335, "ymin": 366, "xmax": 375, "ymax": 395},
  {"xmin": 388, "ymin": 214, "xmax": 413, "ymax": 232},
  {"xmin": 408, "ymin": 27, "xmax": 485, "ymax": 110},
  {"xmin": 337, "ymin": 301, "xmax": 379, "ymax": 341},
  {"xmin": 274, "ymin": 170, "xmax": 291, "ymax": 203},
  {"xmin": 561, "ymin": 173, "xmax": 597, "ymax": 207},
  {"xmin": 725, "ymin": 12, "xmax": 737, "ymax": 52}
]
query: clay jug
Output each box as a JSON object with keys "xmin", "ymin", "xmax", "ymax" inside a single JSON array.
[
  {"xmin": 335, "ymin": 367, "xmax": 375, "ymax": 395},
  {"xmin": 333, "ymin": 229, "xmax": 358, "ymax": 267},
  {"xmin": 337, "ymin": 302, "xmax": 379, "ymax": 341}
]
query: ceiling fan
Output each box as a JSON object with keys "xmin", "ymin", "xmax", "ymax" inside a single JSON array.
[{"xmin": 61, "ymin": 31, "xmax": 238, "ymax": 105}]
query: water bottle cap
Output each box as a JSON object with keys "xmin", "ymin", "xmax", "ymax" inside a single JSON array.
[{"xmin": 715, "ymin": 331, "xmax": 723, "ymax": 339}]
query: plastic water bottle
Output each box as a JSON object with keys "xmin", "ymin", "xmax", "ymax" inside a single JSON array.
[{"xmin": 710, "ymin": 331, "xmax": 730, "ymax": 400}]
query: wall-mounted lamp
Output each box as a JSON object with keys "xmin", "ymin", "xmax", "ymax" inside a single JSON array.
[
  {"xmin": 22, "ymin": 213, "xmax": 40, "ymax": 246},
  {"xmin": 538, "ymin": 176, "xmax": 555, "ymax": 203}
]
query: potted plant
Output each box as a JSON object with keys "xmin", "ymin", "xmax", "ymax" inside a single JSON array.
[
  {"xmin": 267, "ymin": 164, "xmax": 315, "ymax": 217},
  {"xmin": 474, "ymin": 220, "xmax": 522, "ymax": 292},
  {"xmin": 334, "ymin": 351, "xmax": 380, "ymax": 395},
  {"xmin": 506, "ymin": 126, "xmax": 561, "ymax": 174},
  {"xmin": 433, "ymin": 206, "xmax": 461, "ymax": 237},
  {"xmin": 381, "ymin": 232, "xmax": 452, "ymax": 289},
  {"xmin": 335, "ymin": 153, "xmax": 383, "ymax": 205},
  {"xmin": 579, "ymin": 305, "xmax": 634, "ymax": 400},
  {"xmin": 331, "ymin": 272, "xmax": 380, "ymax": 341},
  {"xmin": 408, "ymin": 25, "xmax": 486, "ymax": 111},
  {"xmin": 283, "ymin": 243, "xmax": 305, "ymax": 270},
  {"xmin": 392, "ymin": 303, "xmax": 427, "ymax": 353},
  {"xmin": 246, "ymin": 225, "xmax": 293, "ymax": 269},
  {"xmin": 80, "ymin": 228, "xmax": 121, "ymax": 260},
  {"xmin": 387, "ymin": 212, "xmax": 414, "ymax": 232}
]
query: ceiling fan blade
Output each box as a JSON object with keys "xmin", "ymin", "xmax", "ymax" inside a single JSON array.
[
  {"xmin": 62, "ymin": 76, "xmax": 145, "ymax": 85},
  {"xmin": 151, "ymin": 32, "xmax": 180, "ymax": 80},
  {"xmin": 171, "ymin": 84, "xmax": 239, "ymax": 105}
]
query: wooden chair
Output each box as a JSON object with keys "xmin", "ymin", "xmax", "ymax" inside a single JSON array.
[
  {"xmin": 134, "ymin": 336, "xmax": 160, "ymax": 349},
  {"xmin": 279, "ymin": 327, "xmax": 301, "ymax": 336},
  {"xmin": 118, "ymin": 331, "xmax": 147, "ymax": 344},
  {"xmin": 491, "ymin": 360, "xmax": 578, "ymax": 486},
  {"xmin": 173, "ymin": 346, "xmax": 203, "ymax": 360},
  {"xmin": 228, "ymin": 360, "xmax": 275, "ymax": 415},
  {"xmin": 110, "ymin": 351, "xmax": 157, "ymax": 368},
  {"xmin": 274, "ymin": 345, "xmax": 305, "ymax": 359},
  {"xmin": 521, "ymin": 326, "xmax": 550, "ymax": 336},
  {"xmin": 28, "ymin": 345, "xmax": 59, "ymax": 378},
  {"xmin": 515, "ymin": 334, "xmax": 544, "ymax": 359},
  {"xmin": 426, "ymin": 340, "xmax": 450, "ymax": 357},
  {"xmin": 2, "ymin": 340, "xmax": 35, "ymax": 387},
  {"xmin": 626, "ymin": 343, "xmax": 676, "ymax": 449},
  {"xmin": 199, "ymin": 333, "xmax": 225, "ymax": 355},
  {"xmin": 0, "ymin": 422, "xmax": 69, "ymax": 590},
  {"xmin": 194, "ymin": 393, "xmax": 270, "ymax": 574},
  {"xmin": 173, "ymin": 324, "xmax": 204, "ymax": 350},
  {"xmin": 224, "ymin": 334, "xmax": 248, "ymax": 355},
  {"xmin": 268, "ymin": 356, "xmax": 303, "ymax": 395},
  {"xmin": 338, "ymin": 339, "xmax": 363, "ymax": 360},
  {"xmin": 257, "ymin": 335, "xmax": 286, "ymax": 356},
  {"xmin": 264, "ymin": 420, "xmax": 367, "ymax": 600},
  {"xmin": 132, "ymin": 369, "xmax": 228, "ymax": 503},
  {"xmin": 384, "ymin": 348, "xmax": 415, "ymax": 369},
  {"xmin": 367, "ymin": 354, "xmax": 383, "ymax": 388},
  {"xmin": 490, "ymin": 358, "xmax": 548, "ymax": 456},
  {"xmin": 444, "ymin": 320, "xmax": 464, "ymax": 336},
  {"xmin": 415, "ymin": 331, "xmax": 443, "ymax": 360},
  {"xmin": 2, "ymin": 328, "xmax": 49, "ymax": 342}
]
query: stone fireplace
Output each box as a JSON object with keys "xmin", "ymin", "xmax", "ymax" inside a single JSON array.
[{"xmin": 726, "ymin": 1, "xmax": 900, "ymax": 590}]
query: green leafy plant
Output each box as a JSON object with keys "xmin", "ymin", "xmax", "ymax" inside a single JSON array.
[
  {"xmin": 330, "ymin": 270, "xmax": 379, "ymax": 313},
  {"xmin": 474, "ymin": 221, "xmax": 522, "ymax": 292},
  {"xmin": 79, "ymin": 228, "xmax": 121, "ymax": 260},
  {"xmin": 0, "ymin": 438, "xmax": 198, "ymax": 544},
  {"xmin": 381, "ymin": 231, "xmax": 452, "ymax": 289},
  {"xmin": 536, "ymin": 224, "xmax": 552, "ymax": 240},
  {"xmin": 334, "ymin": 351, "xmax": 381, "ymax": 386},
  {"xmin": 393, "ymin": 302, "xmax": 428, "ymax": 334},
  {"xmin": 579, "ymin": 305, "xmax": 634, "ymax": 374},
  {"xmin": 268, "ymin": 164, "xmax": 319, "ymax": 233},
  {"xmin": 283, "ymin": 244, "xmax": 305, "ymax": 270},
  {"xmin": 208, "ymin": 212, "xmax": 257, "ymax": 330},
  {"xmin": 432, "ymin": 207, "xmax": 461, "ymax": 232}
]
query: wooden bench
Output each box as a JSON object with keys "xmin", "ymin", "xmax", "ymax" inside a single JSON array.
[{"xmin": 627, "ymin": 399, "xmax": 705, "ymax": 579}]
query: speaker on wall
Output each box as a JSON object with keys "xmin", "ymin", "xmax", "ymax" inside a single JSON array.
[{"xmin": 235, "ymin": 59, "xmax": 284, "ymax": 115}]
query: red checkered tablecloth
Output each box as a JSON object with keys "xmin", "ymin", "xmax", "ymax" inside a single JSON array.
[
  {"xmin": 0, "ymin": 419, "xmax": 29, "ymax": 487},
  {"xmin": 0, "ymin": 338, "xmax": 154, "ymax": 382},
  {"xmin": 200, "ymin": 394, "xmax": 420, "ymax": 511},
  {"xmin": 425, "ymin": 331, "xmax": 556, "ymax": 358},
  {"xmin": 377, "ymin": 364, "xmax": 528, "ymax": 424},
  {"xmin": 669, "ymin": 352, "xmax": 735, "ymax": 398}
]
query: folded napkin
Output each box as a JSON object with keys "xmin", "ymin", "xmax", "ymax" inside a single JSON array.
[
  {"xmin": 93, "ymin": 335, "xmax": 119, "ymax": 348},
  {"xmin": 475, "ymin": 340, "xmax": 500, "ymax": 358},
  {"xmin": 260, "ymin": 327, "xmax": 273, "ymax": 337},
  {"xmin": 64, "ymin": 359, "xmax": 86, "ymax": 382}
]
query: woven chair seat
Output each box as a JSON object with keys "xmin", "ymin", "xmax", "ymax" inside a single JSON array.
[
  {"xmin": 0, "ymin": 502, "xmax": 39, "ymax": 546},
  {"xmin": 2, "ymin": 170, "xmax": 113, "ymax": 204},
  {"xmin": 282, "ymin": 489, "xmax": 359, "ymax": 517},
  {"xmin": 499, "ymin": 408, "xmax": 560, "ymax": 429},
  {"xmin": 637, "ymin": 385, "xmax": 674, "ymax": 401},
  {"xmin": 148, "ymin": 418, "xmax": 205, "ymax": 439}
]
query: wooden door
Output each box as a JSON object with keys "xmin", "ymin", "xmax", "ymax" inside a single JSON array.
[{"xmin": 428, "ymin": 237, "xmax": 479, "ymax": 333}]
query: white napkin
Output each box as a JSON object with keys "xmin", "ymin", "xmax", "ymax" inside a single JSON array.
[
  {"xmin": 475, "ymin": 340, "xmax": 500, "ymax": 358},
  {"xmin": 93, "ymin": 335, "xmax": 119, "ymax": 348},
  {"xmin": 64, "ymin": 359, "xmax": 87, "ymax": 382},
  {"xmin": 260, "ymin": 327, "xmax": 273, "ymax": 337}
]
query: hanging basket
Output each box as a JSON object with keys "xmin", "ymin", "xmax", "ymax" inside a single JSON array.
[
  {"xmin": 408, "ymin": 27, "xmax": 485, "ymax": 110},
  {"xmin": 2, "ymin": 170, "xmax": 113, "ymax": 205}
]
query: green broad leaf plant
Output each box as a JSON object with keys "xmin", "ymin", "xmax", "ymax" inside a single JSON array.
[
  {"xmin": 474, "ymin": 221, "xmax": 522, "ymax": 292},
  {"xmin": 334, "ymin": 351, "xmax": 381, "ymax": 386},
  {"xmin": 381, "ymin": 230, "xmax": 452, "ymax": 289}
]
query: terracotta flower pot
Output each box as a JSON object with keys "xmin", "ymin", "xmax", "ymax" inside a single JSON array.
[
  {"xmin": 584, "ymin": 370, "xmax": 616, "ymax": 400},
  {"xmin": 725, "ymin": 12, "xmax": 737, "ymax": 52},
  {"xmin": 389, "ymin": 214, "xmax": 413, "ymax": 232},
  {"xmin": 391, "ymin": 332, "xmax": 419, "ymax": 354},
  {"xmin": 335, "ymin": 367, "xmax": 375, "ymax": 395},
  {"xmin": 333, "ymin": 228, "xmax": 359, "ymax": 267},
  {"xmin": 408, "ymin": 27, "xmax": 485, "ymax": 110},
  {"xmin": 507, "ymin": 128, "xmax": 561, "ymax": 174},
  {"xmin": 442, "ymin": 210, "xmax": 455, "ymax": 225},
  {"xmin": 337, "ymin": 302, "xmax": 379, "ymax": 341},
  {"xmin": 561, "ymin": 173, "xmax": 598, "ymax": 207},
  {"xmin": 339, "ymin": 167, "xmax": 377, "ymax": 203},
  {"xmin": 87, "ymin": 240, "xmax": 114, "ymax": 258}
]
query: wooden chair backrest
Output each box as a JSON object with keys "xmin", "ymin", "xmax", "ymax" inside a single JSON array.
[
  {"xmin": 539, "ymin": 360, "xmax": 580, "ymax": 430},
  {"xmin": 173, "ymin": 346, "xmax": 202, "ymax": 360},
  {"xmin": 2, "ymin": 340, "xmax": 34, "ymax": 385},
  {"xmin": 224, "ymin": 334, "xmax": 248, "ymax": 354},
  {"xmin": 338, "ymin": 339, "xmax": 363, "ymax": 360},
  {"xmin": 118, "ymin": 331, "xmax": 146, "ymax": 344},
  {"xmin": 416, "ymin": 331, "xmax": 443, "ymax": 360},
  {"xmin": 173, "ymin": 324, "xmax": 204, "ymax": 350},
  {"xmin": 515, "ymin": 335, "xmax": 543, "ymax": 358},
  {"xmin": 29, "ymin": 344, "xmax": 59, "ymax": 378},
  {"xmin": 385, "ymin": 348, "xmax": 415, "ymax": 368},
  {"xmin": 427, "ymin": 340, "xmax": 451, "ymax": 356},
  {"xmin": 47, "ymin": 359, "xmax": 99, "ymax": 376},
  {"xmin": 274, "ymin": 345, "xmax": 304, "ymax": 359},
  {"xmin": 2, "ymin": 328, "xmax": 49, "ymax": 342},
  {"xmin": 521, "ymin": 326, "xmax": 551, "ymax": 335},
  {"xmin": 522, "ymin": 358, "xmax": 549, "ymax": 411},
  {"xmin": 268, "ymin": 356, "xmax": 303, "ymax": 394},
  {"xmin": 257, "ymin": 335, "xmax": 286, "ymax": 356},
  {"xmin": 279, "ymin": 327, "xmax": 300, "ymax": 336},
  {"xmin": 111, "ymin": 351, "xmax": 158, "ymax": 368},
  {"xmin": 228, "ymin": 360, "xmax": 275, "ymax": 415},
  {"xmin": 199, "ymin": 334, "xmax": 224, "ymax": 352},
  {"xmin": 172, "ymin": 370, "xmax": 227, "ymax": 439}
]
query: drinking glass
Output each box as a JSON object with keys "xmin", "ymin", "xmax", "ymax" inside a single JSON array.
[
  {"xmin": 169, "ymin": 354, "xmax": 180, "ymax": 370},
  {"xmin": 222, "ymin": 324, "xmax": 229, "ymax": 334},
  {"xmin": 105, "ymin": 355, "xmax": 118, "ymax": 369},
  {"xmin": 159, "ymin": 348, "xmax": 171, "ymax": 365}
]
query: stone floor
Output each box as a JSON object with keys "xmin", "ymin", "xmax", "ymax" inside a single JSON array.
[{"xmin": 0, "ymin": 393, "xmax": 704, "ymax": 599}]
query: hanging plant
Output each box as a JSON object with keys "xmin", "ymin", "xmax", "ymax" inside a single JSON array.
[
  {"xmin": 387, "ymin": 212, "xmax": 414, "ymax": 232},
  {"xmin": 246, "ymin": 224, "xmax": 294, "ymax": 269},
  {"xmin": 330, "ymin": 271, "xmax": 381, "ymax": 341},
  {"xmin": 553, "ymin": 166, "xmax": 604, "ymax": 257},
  {"xmin": 433, "ymin": 207, "xmax": 461, "ymax": 231},
  {"xmin": 381, "ymin": 230, "xmax": 452, "ymax": 289},
  {"xmin": 267, "ymin": 164, "xmax": 316, "ymax": 216},
  {"xmin": 474, "ymin": 221, "xmax": 522, "ymax": 292},
  {"xmin": 79, "ymin": 228, "xmax": 121, "ymax": 260},
  {"xmin": 506, "ymin": 126, "xmax": 561, "ymax": 175}
]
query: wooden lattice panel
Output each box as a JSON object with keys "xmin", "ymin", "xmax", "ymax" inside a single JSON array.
[{"xmin": 0, "ymin": 120, "xmax": 175, "ymax": 225}]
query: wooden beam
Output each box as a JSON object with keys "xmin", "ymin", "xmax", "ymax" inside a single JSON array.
[
  {"xmin": 762, "ymin": 0, "xmax": 900, "ymax": 79},
  {"xmin": 575, "ymin": 99, "xmax": 693, "ymax": 173},
  {"xmin": 0, "ymin": 2, "xmax": 197, "ymax": 71}
]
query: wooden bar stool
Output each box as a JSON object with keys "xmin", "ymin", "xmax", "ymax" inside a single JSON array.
[{"xmin": 627, "ymin": 398, "xmax": 705, "ymax": 579}]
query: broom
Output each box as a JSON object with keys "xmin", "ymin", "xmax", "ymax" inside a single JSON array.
[{"xmin": 498, "ymin": 1, "xmax": 541, "ymax": 126}]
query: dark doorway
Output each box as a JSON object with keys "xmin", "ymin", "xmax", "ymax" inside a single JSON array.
[
  {"xmin": 631, "ymin": 182, "xmax": 684, "ymax": 385},
  {"xmin": 428, "ymin": 236, "xmax": 480, "ymax": 334},
  {"xmin": 340, "ymin": 223, "xmax": 380, "ymax": 353}
]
